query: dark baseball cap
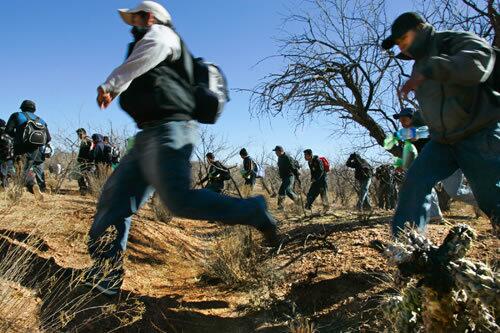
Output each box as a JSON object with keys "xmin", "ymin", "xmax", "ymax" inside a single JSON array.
[
  {"xmin": 20, "ymin": 100, "xmax": 36, "ymax": 112},
  {"xmin": 382, "ymin": 12, "xmax": 426, "ymax": 50},
  {"xmin": 393, "ymin": 107, "xmax": 415, "ymax": 119},
  {"xmin": 272, "ymin": 145, "xmax": 283, "ymax": 152},
  {"xmin": 76, "ymin": 128, "xmax": 86, "ymax": 134}
]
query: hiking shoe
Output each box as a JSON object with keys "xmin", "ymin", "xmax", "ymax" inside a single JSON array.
[
  {"xmin": 84, "ymin": 263, "xmax": 124, "ymax": 296},
  {"xmin": 261, "ymin": 227, "xmax": 281, "ymax": 248}
]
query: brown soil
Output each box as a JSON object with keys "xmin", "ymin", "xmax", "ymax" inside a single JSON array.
[{"xmin": 0, "ymin": 182, "xmax": 497, "ymax": 332}]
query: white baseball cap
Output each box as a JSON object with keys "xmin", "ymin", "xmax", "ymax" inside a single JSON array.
[{"xmin": 118, "ymin": 1, "xmax": 172, "ymax": 26}]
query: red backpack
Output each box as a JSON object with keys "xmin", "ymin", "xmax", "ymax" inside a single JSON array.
[{"xmin": 319, "ymin": 157, "xmax": 330, "ymax": 172}]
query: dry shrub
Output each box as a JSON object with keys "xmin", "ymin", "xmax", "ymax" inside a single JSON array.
[
  {"xmin": 88, "ymin": 164, "xmax": 113, "ymax": 199},
  {"xmin": 288, "ymin": 317, "xmax": 317, "ymax": 333},
  {"xmin": 0, "ymin": 226, "xmax": 145, "ymax": 332},
  {"xmin": 199, "ymin": 226, "xmax": 279, "ymax": 289},
  {"xmin": 1, "ymin": 165, "xmax": 26, "ymax": 207},
  {"xmin": 150, "ymin": 193, "xmax": 172, "ymax": 223}
]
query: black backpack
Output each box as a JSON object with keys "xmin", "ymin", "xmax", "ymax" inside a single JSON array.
[
  {"xmin": 191, "ymin": 58, "xmax": 230, "ymax": 124},
  {"xmin": 19, "ymin": 112, "xmax": 48, "ymax": 151},
  {"xmin": 0, "ymin": 133, "xmax": 14, "ymax": 161}
]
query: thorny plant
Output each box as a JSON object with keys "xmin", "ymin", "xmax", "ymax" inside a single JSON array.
[{"xmin": 382, "ymin": 224, "xmax": 499, "ymax": 332}]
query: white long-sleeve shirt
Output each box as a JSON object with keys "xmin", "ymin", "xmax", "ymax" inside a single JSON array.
[{"xmin": 101, "ymin": 24, "xmax": 182, "ymax": 95}]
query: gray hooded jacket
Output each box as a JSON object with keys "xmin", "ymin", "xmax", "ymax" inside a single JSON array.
[{"xmin": 404, "ymin": 25, "xmax": 500, "ymax": 144}]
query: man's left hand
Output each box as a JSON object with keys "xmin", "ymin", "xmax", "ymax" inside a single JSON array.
[{"xmin": 400, "ymin": 72, "xmax": 426, "ymax": 99}]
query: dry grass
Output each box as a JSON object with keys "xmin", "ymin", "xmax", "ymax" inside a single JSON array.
[
  {"xmin": 199, "ymin": 226, "xmax": 280, "ymax": 290},
  {"xmin": 0, "ymin": 182, "xmax": 146, "ymax": 332},
  {"xmin": 88, "ymin": 164, "xmax": 113, "ymax": 199},
  {"xmin": 288, "ymin": 317, "xmax": 317, "ymax": 333}
]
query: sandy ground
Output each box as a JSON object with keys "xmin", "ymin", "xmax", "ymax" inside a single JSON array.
[{"xmin": 0, "ymin": 181, "xmax": 497, "ymax": 332}]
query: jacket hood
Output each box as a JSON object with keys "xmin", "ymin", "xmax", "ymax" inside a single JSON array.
[
  {"xmin": 91, "ymin": 134, "xmax": 104, "ymax": 142},
  {"xmin": 396, "ymin": 24, "xmax": 435, "ymax": 61}
]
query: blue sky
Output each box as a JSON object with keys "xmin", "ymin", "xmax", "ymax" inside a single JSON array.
[{"xmin": 0, "ymin": 0, "xmax": 411, "ymax": 164}]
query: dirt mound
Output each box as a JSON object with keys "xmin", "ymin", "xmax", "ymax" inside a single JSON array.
[{"xmin": 0, "ymin": 183, "xmax": 497, "ymax": 332}]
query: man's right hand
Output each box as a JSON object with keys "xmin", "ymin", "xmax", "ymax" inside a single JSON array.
[{"xmin": 97, "ymin": 86, "xmax": 114, "ymax": 109}]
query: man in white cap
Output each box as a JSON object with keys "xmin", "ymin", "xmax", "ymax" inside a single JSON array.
[{"xmin": 87, "ymin": 1, "xmax": 280, "ymax": 296}]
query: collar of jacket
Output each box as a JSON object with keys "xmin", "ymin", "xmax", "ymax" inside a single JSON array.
[{"xmin": 396, "ymin": 24, "xmax": 435, "ymax": 61}]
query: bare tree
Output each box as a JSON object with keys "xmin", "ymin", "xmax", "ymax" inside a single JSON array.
[
  {"xmin": 248, "ymin": 0, "xmax": 401, "ymax": 154},
  {"xmin": 418, "ymin": 0, "xmax": 499, "ymax": 47},
  {"xmin": 249, "ymin": 0, "xmax": 498, "ymax": 156}
]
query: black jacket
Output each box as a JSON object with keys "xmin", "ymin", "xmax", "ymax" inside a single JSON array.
[
  {"xmin": 346, "ymin": 153, "xmax": 372, "ymax": 181},
  {"xmin": 308, "ymin": 156, "xmax": 325, "ymax": 182},
  {"xmin": 77, "ymin": 136, "xmax": 93, "ymax": 163},
  {"xmin": 201, "ymin": 161, "xmax": 229, "ymax": 185},
  {"xmin": 242, "ymin": 156, "xmax": 256, "ymax": 184},
  {"xmin": 277, "ymin": 153, "xmax": 299, "ymax": 179},
  {"xmin": 119, "ymin": 26, "xmax": 195, "ymax": 128},
  {"xmin": 91, "ymin": 134, "xmax": 111, "ymax": 165}
]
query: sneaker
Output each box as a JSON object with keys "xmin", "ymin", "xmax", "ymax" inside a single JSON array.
[{"xmin": 84, "ymin": 263, "xmax": 124, "ymax": 296}]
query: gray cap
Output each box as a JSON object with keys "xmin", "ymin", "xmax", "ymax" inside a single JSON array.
[{"xmin": 272, "ymin": 145, "xmax": 284, "ymax": 152}]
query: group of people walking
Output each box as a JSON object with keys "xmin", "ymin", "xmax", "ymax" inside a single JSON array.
[
  {"xmin": 3, "ymin": 1, "xmax": 499, "ymax": 297},
  {"xmin": 76, "ymin": 128, "xmax": 121, "ymax": 195},
  {"xmin": 0, "ymin": 100, "xmax": 52, "ymax": 196}
]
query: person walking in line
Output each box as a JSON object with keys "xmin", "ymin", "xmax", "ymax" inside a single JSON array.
[
  {"xmin": 346, "ymin": 152, "xmax": 373, "ymax": 211},
  {"xmin": 382, "ymin": 12, "xmax": 500, "ymax": 236},
  {"xmin": 198, "ymin": 153, "xmax": 230, "ymax": 193},
  {"xmin": 87, "ymin": 1, "xmax": 279, "ymax": 295},
  {"xmin": 5, "ymin": 100, "xmax": 51, "ymax": 196},
  {"xmin": 393, "ymin": 107, "xmax": 444, "ymax": 223},
  {"xmin": 76, "ymin": 128, "xmax": 93, "ymax": 195},
  {"xmin": 239, "ymin": 148, "xmax": 257, "ymax": 198},
  {"xmin": 0, "ymin": 119, "xmax": 15, "ymax": 188},
  {"xmin": 303, "ymin": 149, "xmax": 330, "ymax": 213},
  {"xmin": 273, "ymin": 145, "xmax": 300, "ymax": 210}
]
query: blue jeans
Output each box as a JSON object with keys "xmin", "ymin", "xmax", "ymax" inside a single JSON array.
[
  {"xmin": 278, "ymin": 175, "xmax": 297, "ymax": 199},
  {"xmin": 428, "ymin": 188, "xmax": 442, "ymax": 219},
  {"xmin": 88, "ymin": 121, "xmax": 277, "ymax": 262},
  {"xmin": 393, "ymin": 122, "xmax": 500, "ymax": 236},
  {"xmin": 441, "ymin": 169, "xmax": 478, "ymax": 207},
  {"xmin": 357, "ymin": 178, "xmax": 372, "ymax": 210}
]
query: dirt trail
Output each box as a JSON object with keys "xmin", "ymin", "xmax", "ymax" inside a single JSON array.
[{"xmin": 0, "ymin": 184, "xmax": 497, "ymax": 332}]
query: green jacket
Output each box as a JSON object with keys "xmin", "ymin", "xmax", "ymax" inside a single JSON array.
[{"xmin": 405, "ymin": 25, "xmax": 500, "ymax": 144}]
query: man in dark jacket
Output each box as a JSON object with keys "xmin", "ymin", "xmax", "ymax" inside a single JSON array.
[
  {"xmin": 0, "ymin": 119, "xmax": 15, "ymax": 188},
  {"xmin": 198, "ymin": 153, "xmax": 229, "ymax": 193},
  {"xmin": 382, "ymin": 12, "xmax": 500, "ymax": 236},
  {"xmin": 6, "ymin": 100, "xmax": 51, "ymax": 195},
  {"xmin": 88, "ymin": 1, "xmax": 279, "ymax": 295},
  {"xmin": 375, "ymin": 164, "xmax": 397, "ymax": 210},
  {"xmin": 273, "ymin": 145, "xmax": 300, "ymax": 210},
  {"xmin": 346, "ymin": 153, "xmax": 373, "ymax": 211},
  {"xmin": 91, "ymin": 134, "xmax": 112, "ymax": 166},
  {"xmin": 304, "ymin": 149, "xmax": 329, "ymax": 213},
  {"xmin": 240, "ymin": 148, "xmax": 257, "ymax": 197},
  {"xmin": 76, "ymin": 128, "xmax": 93, "ymax": 195}
]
